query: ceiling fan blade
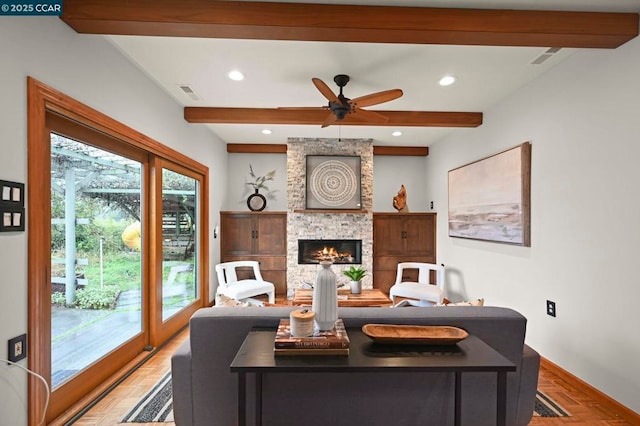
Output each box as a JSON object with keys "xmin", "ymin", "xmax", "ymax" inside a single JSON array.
[
  {"xmin": 321, "ymin": 112, "xmax": 338, "ymax": 128},
  {"xmin": 312, "ymin": 78, "xmax": 340, "ymax": 104},
  {"xmin": 277, "ymin": 106, "xmax": 329, "ymax": 110},
  {"xmin": 351, "ymin": 108, "xmax": 389, "ymax": 123},
  {"xmin": 350, "ymin": 89, "xmax": 403, "ymax": 108}
]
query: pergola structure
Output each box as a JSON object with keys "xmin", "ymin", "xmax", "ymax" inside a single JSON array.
[{"xmin": 50, "ymin": 133, "xmax": 195, "ymax": 304}]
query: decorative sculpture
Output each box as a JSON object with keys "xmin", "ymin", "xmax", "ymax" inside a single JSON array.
[{"xmin": 393, "ymin": 184, "xmax": 409, "ymax": 212}]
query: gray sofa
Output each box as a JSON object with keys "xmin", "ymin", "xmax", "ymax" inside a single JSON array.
[{"xmin": 171, "ymin": 306, "xmax": 539, "ymax": 426}]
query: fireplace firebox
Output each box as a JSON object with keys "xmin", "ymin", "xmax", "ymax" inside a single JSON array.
[{"xmin": 298, "ymin": 239, "xmax": 362, "ymax": 265}]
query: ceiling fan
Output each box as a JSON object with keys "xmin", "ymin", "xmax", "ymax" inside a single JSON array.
[{"xmin": 287, "ymin": 74, "xmax": 403, "ymax": 128}]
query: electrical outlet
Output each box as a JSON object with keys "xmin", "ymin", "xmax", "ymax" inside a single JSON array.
[
  {"xmin": 546, "ymin": 300, "xmax": 556, "ymax": 317},
  {"xmin": 8, "ymin": 334, "xmax": 27, "ymax": 362}
]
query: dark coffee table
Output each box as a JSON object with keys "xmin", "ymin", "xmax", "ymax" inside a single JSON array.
[{"xmin": 230, "ymin": 328, "xmax": 516, "ymax": 426}]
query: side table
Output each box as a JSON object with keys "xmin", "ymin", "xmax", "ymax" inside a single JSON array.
[{"xmin": 231, "ymin": 328, "xmax": 516, "ymax": 426}]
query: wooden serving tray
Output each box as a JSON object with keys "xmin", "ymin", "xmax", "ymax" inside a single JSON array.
[{"xmin": 362, "ymin": 324, "xmax": 469, "ymax": 345}]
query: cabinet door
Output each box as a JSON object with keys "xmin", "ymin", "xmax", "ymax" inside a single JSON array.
[
  {"xmin": 220, "ymin": 213, "xmax": 254, "ymax": 256},
  {"xmin": 255, "ymin": 214, "xmax": 286, "ymax": 255},
  {"xmin": 373, "ymin": 270, "xmax": 397, "ymax": 294},
  {"xmin": 404, "ymin": 215, "xmax": 436, "ymax": 258},
  {"xmin": 373, "ymin": 216, "xmax": 405, "ymax": 255}
]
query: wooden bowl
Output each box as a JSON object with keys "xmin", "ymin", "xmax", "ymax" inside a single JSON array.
[{"xmin": 362, "ymin": 324, "xmax": 469, "ymax": 345}]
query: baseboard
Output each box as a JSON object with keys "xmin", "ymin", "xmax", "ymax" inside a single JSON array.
[{"xmin": 540, "ymin": 357, "xmax": 639, "ymax": 423}]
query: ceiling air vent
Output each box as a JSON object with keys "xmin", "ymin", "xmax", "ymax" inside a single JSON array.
[
  {"xmin": 178, "ymin": 84, "xmax": 200, "ymax": 100},
  {"xmin": 530, "ymin": 47, "xmax": 562, "ymax": 65}
]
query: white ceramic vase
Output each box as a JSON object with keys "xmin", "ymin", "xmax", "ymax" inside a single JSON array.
[
  {"xmin": 350, "ymin": 280, "xmax": 362, "ymax": 294},
  {"xmin": 312, "ymin": 261, "xmax": 338, "ymax": 331}
]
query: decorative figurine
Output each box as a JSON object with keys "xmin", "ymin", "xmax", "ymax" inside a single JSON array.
[{"xmin": 393, "ymin": 184, "xmax": 409, "ymax": 212}]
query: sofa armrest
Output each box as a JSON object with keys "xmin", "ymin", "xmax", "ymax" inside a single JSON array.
[
  {"xmin": 516, "ymin": 344, "xmax": 540, "ymax": 425},
  {"xmin": 171, "ymin": 338, "xmax": 193, "ymax": 426}
]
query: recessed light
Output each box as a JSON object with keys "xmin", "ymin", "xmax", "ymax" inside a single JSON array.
[
  {"xmin": 227, "ymin": 70, "xmax": 245, "ymax": 81},
  {"xmin": 439, "ymin": 75, "xmax": 456, "ymax": 86},
  {"xmin": 261, "ymin": 129, "xmax": 272, "ymax": 135},
  {"xmin": 392, "ymin": 131, "xmax": 402, "ymax": 137}
]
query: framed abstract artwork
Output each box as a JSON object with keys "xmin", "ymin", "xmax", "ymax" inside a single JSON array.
[
  {"xmin": 448, "ymin": 142, "xmax": 531, "ymax": 246},
  {"xmin": 306, "ymin": 155, "xmax": 361, "ymax": 210}
]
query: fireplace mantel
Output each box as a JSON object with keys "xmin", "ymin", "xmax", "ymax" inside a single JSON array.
[{"xmin": 293, "ymin": 209, "xmax": 369, "ymax": 214}]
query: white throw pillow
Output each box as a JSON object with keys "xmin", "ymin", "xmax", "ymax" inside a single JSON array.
[
  {"xmin": 215, "ymin": 294, "xmax": 251, "ymax": 307},
  {"xmin": 438, "ymin": 298, "xmax": 485, "ymax": 307}
]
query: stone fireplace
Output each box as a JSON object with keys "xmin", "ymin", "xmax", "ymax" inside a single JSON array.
[{"xmin": 287, "ymin": 138, "xmax": 373, "ymax": 288}]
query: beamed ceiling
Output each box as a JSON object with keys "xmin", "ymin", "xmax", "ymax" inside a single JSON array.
[{"xmin": 60, "ymin": 0, "xmax": 640, "ymax": 149}]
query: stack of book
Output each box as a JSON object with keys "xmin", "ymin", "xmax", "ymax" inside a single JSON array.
[{"xmin": 274, "ymin": 319, "xmax": 350, "ymax": 356}]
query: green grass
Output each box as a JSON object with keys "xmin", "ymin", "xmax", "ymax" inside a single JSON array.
[
  {"xmin": 80, "ymin": 251, "xmax": 142, "ymax": 291},
  {"xmin": 52, "ymin": 250, "xmax": 196, "ymax": 311}
]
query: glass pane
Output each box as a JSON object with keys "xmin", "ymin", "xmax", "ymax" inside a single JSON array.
[
  {"xmin": 161, "ymin": 168, "xmax": 198, "ymax": 321},
  {"xmin": 50, "ymin": 133, "xmax": 143, "ymax": 389}
]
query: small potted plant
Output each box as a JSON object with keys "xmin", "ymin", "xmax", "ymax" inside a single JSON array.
[{"xmin": 342, "ymin": 265, "xmax": 367, "ymax": 294}]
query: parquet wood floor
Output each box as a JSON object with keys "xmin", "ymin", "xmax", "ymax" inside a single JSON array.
[
  {"xmin": 73, "ymin": 309, "xmax": 637, "ymax": 425},
  {"xmin": 529, "ymin": 361, "xmax": 638, "ymax": 425},
  {"xmin": 71, "ymin": 328, "xmax": 185, "ymax": 426}
]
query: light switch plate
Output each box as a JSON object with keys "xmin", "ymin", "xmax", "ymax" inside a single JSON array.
[{"xmin": 8, "ymin": 333, "xmax": 27, "ymax": 362}]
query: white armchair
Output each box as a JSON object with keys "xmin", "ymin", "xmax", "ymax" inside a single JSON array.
[
  {"xmin": 215, "ymin": 260, "xmax": 275, "ymax": 304},
  {"xmin": 389, "ymin": 262, "xmax": 444, "ymax": 307}
]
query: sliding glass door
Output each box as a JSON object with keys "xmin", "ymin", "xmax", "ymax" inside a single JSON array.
[
  {"xmin": 28, "ymin": 78, "xmax": 209, "ymax": 423},
  {"xmin": 151, "ymin": 160, "xmax": 205, "ymax": 345},
  {"xmin": 50, "ymin": 133, "xmax": 144, "ymax": 389},
  {"xmin": 160, "ymin": 167, "xmax": 198, "ymax": 321}
]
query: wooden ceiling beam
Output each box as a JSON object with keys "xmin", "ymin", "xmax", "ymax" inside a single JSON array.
[
  {"xmin": 60, "ymin": 0, "xmax": 638, "ymax": 48},
  {"xmin": 227, "ymin": 144, "xmax": 429, "ymax": 156},
  {"xmin": 185, "ymin": 107, "xmax": 482, "ymax": 128},
  {"xmin": 227, "ymin": 144, "xmax": 287, "ymax": 153},
  {"xmin": 373, "ymin": 146, "xmax": 429, "ymax": 156}
]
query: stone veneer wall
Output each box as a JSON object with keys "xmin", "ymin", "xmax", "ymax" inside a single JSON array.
[{"xmin": 287, "ymin": 138, "xmax": 373, "ymax": 290}]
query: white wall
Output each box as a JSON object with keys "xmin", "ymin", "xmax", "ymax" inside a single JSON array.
[
  {"xmin": 226, "ymin": 154, "xmax": 288, "ymax": 211},
  {"xmin": 425, "ymin": 37, "xmax": 640, "ymax": 412},
  {"xmin": 226, "ymin": 153, "xmax": 431, "ymax": 213},
  {"xmin": 0, "ymin": 17, "xmax": 227, "ymax": 424},
  {"xmin": 373, "ymin": 156, "xmax": 430, "ymax": 212}
]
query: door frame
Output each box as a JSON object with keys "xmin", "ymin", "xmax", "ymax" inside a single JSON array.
[{"xmin": 27, "ymin": 77, "xmax": 209, "ymax": 424}]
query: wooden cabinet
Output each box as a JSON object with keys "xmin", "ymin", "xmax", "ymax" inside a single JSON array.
[
  {"xmin": 220, "ymin": 211, "xmax": 287, "ymax": 295},
  {"xmin": 373, "ymin": 213, "xmax": 437, "ymax": 293}
]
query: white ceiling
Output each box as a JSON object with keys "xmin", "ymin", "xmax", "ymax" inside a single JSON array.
[{"xmin": 107, "ymin": 0, "xmax": 640, "ymax": 147}]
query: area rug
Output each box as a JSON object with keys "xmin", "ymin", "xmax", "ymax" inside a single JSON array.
[
  {"xmin": 121, "ymin": 372, "xmax": 570, "ymax": 423},
  {"xmin": 120, "ymin": 372, "xmax": 173, "ymax": 423},
  {"xmin": 534, "ymin": 390, "xmax": 571, "ymax": 417}
]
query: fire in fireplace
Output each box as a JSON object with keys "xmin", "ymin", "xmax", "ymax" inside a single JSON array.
[{"xmin": 298, "ymin": 239, "xmax": 362, "ymax": 265}]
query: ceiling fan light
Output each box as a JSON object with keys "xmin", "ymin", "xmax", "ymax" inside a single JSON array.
[
  {"xmin": 227, "ymin": 70, "xmax": 245, "ymax": 81},
  {"xmin": 392, "ymin": 131, "xmax": 402, "ymax": 137},
  {"xmin": 439, "ymin": 75, "xmax": 456, "ymax": 86},
  {"xmin": 261, "ymin": 129, "xmax": 272, "ymax": 135}
]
